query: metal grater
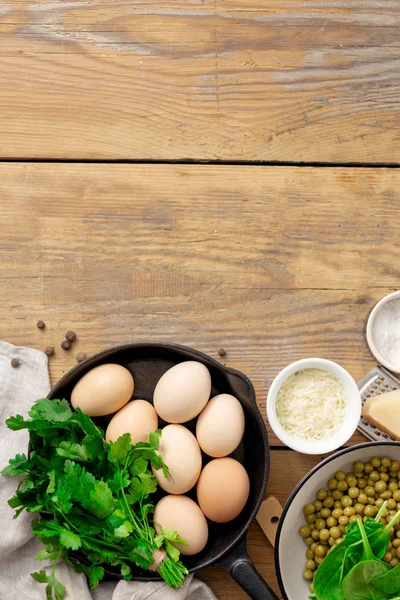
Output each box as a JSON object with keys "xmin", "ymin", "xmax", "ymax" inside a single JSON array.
[{"xmin": 357, "ymin": 366, "xmax": 400, "ymax": 441}]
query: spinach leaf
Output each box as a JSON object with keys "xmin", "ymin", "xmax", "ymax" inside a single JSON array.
[
  {"xmin": 342, "ymin": 560, "xmax": 391, "ymax": 600},
  {"xmin": 373, "ymin": 563, "xmax": 400, "ymax": 595},
  {"xmin": 342, "ymin": 518, "xmax": 391, "ymax": 600}
]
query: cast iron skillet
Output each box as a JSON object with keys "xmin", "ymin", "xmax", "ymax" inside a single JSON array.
[{"xmin": 49, "ymin": 342, "xmax": 279, "ymax": 600}]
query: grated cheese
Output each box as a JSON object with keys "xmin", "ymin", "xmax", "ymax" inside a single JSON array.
[{"xmin": 275, "ymin": 368, "xmax": 346, "ymax": 441}]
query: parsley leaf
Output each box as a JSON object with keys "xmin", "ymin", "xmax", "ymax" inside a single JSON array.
[
  {"xmin": 108, "ymin": 433, "xmax": 132, "ymax": 463},
  {"xmin": 82, "ymin": 481, "xmax": 114, "ymax": 519},
  {"xmin": 1, "ymin": 453, "xmax": 30, "ymax": 476},
  {"xmin": 29, "ymin": 399, "xmax": 72, "ymax": 423},
  {"xmin": 88, "ymin": 565, "xmax": 104, "ymax": 588},
  {"xmin": 5, "ymin": 399, "xmax": 190, "ymax": 592}
]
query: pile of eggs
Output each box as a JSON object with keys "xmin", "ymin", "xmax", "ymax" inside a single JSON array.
[{"xmin": 71, "ymin": 360, "xmax": 250, "ymax": 556}]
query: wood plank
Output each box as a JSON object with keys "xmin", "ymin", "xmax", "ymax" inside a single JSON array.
[
  {"xmin": 0, "ymin": 1, "xmax": 399, "ymax": 161},
  {"xmin": 1, "ymin": 162, "xmax": 399, "ymax": 449}
]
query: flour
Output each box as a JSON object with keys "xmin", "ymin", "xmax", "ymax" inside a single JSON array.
[{"xmin": 372, "ymin": 298, "xmax": 400, "ymax": 370}]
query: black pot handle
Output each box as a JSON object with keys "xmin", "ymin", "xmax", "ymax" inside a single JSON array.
[{"xmin": 216, "ymin": 538, "xmax": 279, "ymax": 600}]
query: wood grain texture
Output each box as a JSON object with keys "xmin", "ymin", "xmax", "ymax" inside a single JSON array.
[
  {"xmin": 0, "ymin": 1, "xmax": 399, "ymax": 161},
  {"xmin": 1, "ymin": 162, "xmax": 399, "ymax": 443},
  {"xmin": 1, "ymin": 161, "xmax": 399, "ymax": 596}
]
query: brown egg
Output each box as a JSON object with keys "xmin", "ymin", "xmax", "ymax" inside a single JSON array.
[
  {"xmin": 153, "ymin": 361, "xmax": 211, "ymax": 423},
  {"xmin": 196, "ymin": 393, "xmax": 245, "ymax": 457},
  {"xmin": 154, "ymin": 495, "xmax": 208, "ymax": 555},
  {"xmin": 197, "ymin": 458, "xmax": 250, "ymax": 523},
  {"xmin": 152, "ymin": 425, "xmax": 202, "ymax": 494},
  {"xmin": 106, "ymin": 400, "xmax": 158, "ymax": 444},
  {"xmin": 71, "ymin": 363, "xmax": 134, "ymax": 417}
]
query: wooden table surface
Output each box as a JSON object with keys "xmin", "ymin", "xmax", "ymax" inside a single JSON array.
[{"xmin": 1, "ymin": 2, "xmax": 400, "ymax": 598}]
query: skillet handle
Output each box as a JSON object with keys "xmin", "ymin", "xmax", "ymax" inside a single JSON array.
[{"xmin": 217, "ymin": 538, "xmax": 279, "ymax": 600}]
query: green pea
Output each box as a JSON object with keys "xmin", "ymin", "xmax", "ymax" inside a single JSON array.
[
  {"xmin": 306, "ymin": 514, "xmax": 317, "ymax": 524},
  {"xmin": 394, "ymin": 490, "xmax": 400, "ymax": 502},
  {"xmin": 328, "ymin": 479, "xmax": 337, "ymax": 490},
  {"xmin": 316, "ymin": 518, "xmax": 326, "ymax": 530},
  {"xmin": 382, "ymin": 457, "xmax": 392, "ymax": 468},
  {"xmin": 319, "ymin": 529, "xmax": 330, "ymax": 541},
  {"xmin": 364, "ymin": 487, "xmax": 375, "ymax": 497},
  {"xmin": 391, "ymin": 460, "xmax": 400, "ymax": 472},
  {"xmin": 348, "ymin": 487, "xmax": 359, "ymax": 498},
  {"xmin": 389, "ymin": 482, "xmax": 398, "ymax": 492},
  {"xmin": 311, "ymin": 529, "xmax": 320, "ymax": 540},
  {"xmin": 332, "ymin": 508, "xmax": 343, "ymax": 519},
  {"xmin": 339, "ymin": 515, "xmax": 349, "ymax": 526},
  {"xmin": 306, "ymin": 559, "xmax": 316, "ymax": 571},
  {"xmin": 328, "ymin": 537, "xmax": 336, "ymax": 546},
  {"xmin": 346, "ymin": 475, "xmax": 357, "ymax": 488},
  {"xmin": 371, "ymin": 457, "xmax": 381, "ymax": 468},
  {"xmin": 354, "ymin": 503, "xmax": 365, "ymax": 514},
  {"xmin": 354, "ymin": 461, "xmax": 364, "ymax": 473},
  {"xmin": 309, "ymin": 583, "xmax": 315, "ymax": 593},
  {"xmin": 306, "ymin": 549, "xmax": 314, "ymax": 559},
  {"xmin": 393, "ymin": 538, "xmax": 400, "ymax": 548},
  {"xmin": 364, "ymin": 462, "xmax": 373, "ymax": 474},
  {"xmin": 330, "ymin": 527, "xmax": 341, "ymax": 539},
  {"xmin": 323, "ymin": 496, "xmax": 335, "ymax": 508},
  {"xmin": 341, "ymin": 496, "xmax": 353, "ymax": 508},
  {"xmin": 381, "ymin": 491, "xmax": 392, "ymax": 500},
  {"xmin": 375, "ymin": 480, "xmax": 387, "ymax": 493},
  {"xmin": 311, "ymin": 542, "xmax": 318, "ymax": 552},
  {"xmin": 335, "ymin": 537, "xmax": 344, "ymax": 545},
  {"xmin": 304, "ymin": 503, "xmax": 315, "ymax": 515},
  {"xmin": 358, "ymin": 478, "xmax": 367, "ymax": 489},
  {"xmin": 375, "ymin": 498, "xmax": 384, "ymax": 508},
  {"xmin": 299, "ymin": 526, "xmax": 311, "ymax": 537},
  {"xmin": 349, "ymin": 515, "xmax": 359, "ymax": 523},
  {"xmin": 383, "ymin": 552, "xmax": 392, "ymax": 564},
  {"xmin": 313, "ymin": 500, "xmax": 323, "ymax": 511},
  {"xmin": 304, "ymin": 536, "xmax": 313, "ymax": 546},
  {"xmin": 381, "ymin": 472, "xmax": 390, "ymax": 482},
  {"xmin": 315, "ymin": 557, "xmax": 323, "ymax": 566},
  {"xmin": 337, "ymin": 481, "xmax": 348, "ymax": 492},
  {"xmin": 364, "ymin": 505, "xmax": 376, "ymax": 518},
  {"xmin": 332, "ymin": 490, "xmax": 343, "ymax": 500},
  {"xmin": 326, "ymin": 516, "xmax": 337, "ymax": 528},
  {"xmin": 315, "ymin": 545, "xmax": 326, "ymax": 558},
  {"xmin": 388, "ymin": 499, "xmax": 397, "ymax": 510},
  {"xmin": 317, "ymin": 489, "xmax": 328, "ymax": 501},
  {"xmin": 344, "ymin": 506, "xmax": 356, "ymax": 517},
  {"xmin": 334, "ymin": 500, "xmax": 342, "ymax": 509},
  {"xmin": 391, "ymin": 558, "xmax": 399, "ymax": 568},
  {"xmin": 370, "ymin": 471, "xmax": 380, "ymax": 482},
  {"xmin": 302, "ymin": 569, "xmax": 314, "ymax": 581}
]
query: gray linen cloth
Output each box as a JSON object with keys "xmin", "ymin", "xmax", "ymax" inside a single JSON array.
[{"xmin": 0, "ymin": 342, "xmax": 216, "ymax": 600}]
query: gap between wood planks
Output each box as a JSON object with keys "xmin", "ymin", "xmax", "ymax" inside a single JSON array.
[{"xmin": 0, "ymin": 158, "xmax": 400, "ymax": 168}]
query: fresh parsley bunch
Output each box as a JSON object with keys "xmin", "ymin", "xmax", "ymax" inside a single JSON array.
[{"xmin": 2, "ymin": 398, "xmax": 189, "ymax": 599}]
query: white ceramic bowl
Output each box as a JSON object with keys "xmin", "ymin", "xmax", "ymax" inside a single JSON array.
[
  {"xmin": 267, "ymin": 358, "xmax": 361, "ymax": 454},
  {"xmin": 366, "ymin": 290, "xmax": 400, "ymax": 373},
  {"xmin": 275, "ymin": 441, "xmax": 400, "ymax": 600}
]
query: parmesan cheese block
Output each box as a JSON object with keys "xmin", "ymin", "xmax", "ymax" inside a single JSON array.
[{"xmin": 363, "ymin": 389, "xmax": 400, "ymax": 440}]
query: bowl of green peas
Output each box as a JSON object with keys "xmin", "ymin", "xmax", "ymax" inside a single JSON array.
[{"xmin": 275, "ymin": 441, "xmax": 400, "ymax": 600}]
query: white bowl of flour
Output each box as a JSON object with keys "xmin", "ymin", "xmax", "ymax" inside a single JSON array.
[{"xmin": 367, "ymin": 290, "xmax": 400, "ymax": 373}]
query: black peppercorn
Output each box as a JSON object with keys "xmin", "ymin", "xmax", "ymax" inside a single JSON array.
[
  {"xmin": 61, "ymin": 340, "xmax": 71, "ymax": 350},
  {"xmin": 218, "ymin": 348, "xmax": 227, "ymax": 357},
  {"xmin": 65, "ymin": 330, "xmax": 76, "ymax": 342},
  {"xmin": 44, "ymin": 346, "xmax": 54, "ymax": 357},
  {"xmin": 37, "ymin": 320, "xmax": 45, "ymax": 329},
  {"xmin": 76, "ymin": 352, "xmax": 87, "ymax": 362},
  {"xmin": 11, "ymin": 358, "xmax": 20, "ymax": 368}
]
